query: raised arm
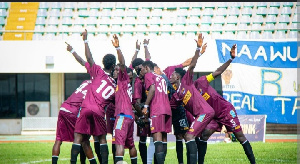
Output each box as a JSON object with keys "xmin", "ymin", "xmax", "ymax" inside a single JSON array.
[
  {"xmin": 65, "ymin": 42, "xmax": 86, "ymax": 66},
  {"xmin": 130, "ymin": 40, "xmax": 141, "ymax": 65},
  {"xmin": 142, "ymin": 84, "xmax": 155, "ymax": 116},
  {"xmin": 81, "ymin": 29, "xmax": 94, "ymax": 68},
  {"xmin": 182, "ymin": 58, "xmax": 192, "ymax": 68},
  {"xmin": 143, "ymin": 39, "xmax": 151, "ymax": 60},
  {"xmin": 111, "ymin": 34, "xmax": 125, "ymax": 71},
  {"xmin": 188, "ymin": 33, "xmax": 207, "ymax": 74},
  {"xmin": 212, "ymin": 44, "xmax": 236, "ymax": 78}
]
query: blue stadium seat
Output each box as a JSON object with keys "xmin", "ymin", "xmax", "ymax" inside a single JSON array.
[
  {"xmin": 151, "ymin": 9, "xmax": 163, "ymax": 17},
  {"xmin": 187, "ymin": 24, "xmax": 199, "ymax": 32},
  {"xmin": 216, "ymin": 8, "xmax": 227, "ymax": 16},
  {"xmin": 252, "ymin": 23, "xmax": 262, "ymax": 31},
  {"xmin": 227, "ymin": 16, "xmax": 238, "ymax": 24},
  {"xmin": 162, "ymin": 15, "xmax": 176, "ymax": 25},
  {"xmin": 281, "ymin": 7, "xmax": 292, "ymax": 16},
  {"xmin": 201, "ymin": 16, "xmax": 212, "ymax": 25},
  {"xmin": 189, "ymin": 8, "xmax": 201, "ymax": 17},
  {"xmin": 45, "ymin": 25, "xmax": 58, "ymax": 33},
  {"xmin": 90, "ymin": 2, "xmax": 101, "ymax": 9},
  {"xmin": 211, "ymin": 31, "xmax": 222, "ymax": 39},
  {"xmin": 62, "ymin": 9, "xmax": 73, "ymax": 17},
  {"xmin": 44, "ymin": 33, "xmax": 56, "ymax": 40},
  {"xmin": 265, "ymin": 23, "xmax": 275, "ymax": 31},
  {"xmin": 0, "ymin": 9, "xmax": 7, "ymax": 17},
  {"xmin": 241, "ymin": 7, "xmax": 252, "ymax": 16},
  {"xmin": 138, "ymin": 2, "xmax": 153, "ymax": 9},
  {"xmin": 202, "ymin": 8, "xmax": 214, "ymax": 16},
  {"xmin": 48, "ymin": 17, "xmax": 59, "ymax": 26},
  {"xmin": 231, "ymin": 2, "xmax": 242, "ymax": 8},
  {"xmin": 178, "ymin": 2, "xmax": 190, "ymax": 9},
  {"xmin": 256, "ymin": 2, "xmax": 268, "ymax": 7},
  {"xmin": 228, "ymin": 7, "xmax": 240, "ymax": 16},
  {"xmin": 176, "ymin": 16, "xmax": 187, "ymax": 25},
  {"xmin": 217, "ymin": 2, "xmax": 228, "ymax": 8},
  {"xmin": 256, "ymin": 7, "xmax": 267, "ymax": 16},
  {"xmin": 240, "ymin": 15, "xmax": 251, "ymax": 24},
  {"xmin": 69, "ymin": 33, "xmax": 81, "ymax": 40},
  {"xmin": 51, "ymin": 2, "xmax": 62, "ymax": 10},
  {"xmin": 237, "ymin": 31, "xmax": 248, "ymax": 39},
  {"xmin": 243, "ymin": 2, "xmax": 254, "ymax": 8},
  {"xmin": 177, "ymin": 8, "xmax": 188, "ymax": 17},
  {"xmin": 252, "ymin": 15, "xmax": 264, "ymax": 25},
  {"xmin": 58, "ymin": 24, "xmax": 70, "ymax": 33},
  {"xmin": 113, "ymin": 9, "xmax": 125, "ymax": 18},
  {"xmin": 34, "ymin": 25, "xmax": 45, "ymax": 33},
  {"xmin": 276, "ymin": 23, "xmax": 288, "ymax": 31},
  {"xmin": 202, "ymin": 2, "xmax": 215, "ymax": 9},
  {"xmin": 214, "ymin": 16, "xmax": 225, "ymax": 25},
  {"xmin": 86, "ymin": 17, "xmax": 98, "ymax": 25},
  {"xmin": 0, "ymin": 2, "xmax": 8, "ymax": 9},
  {"xmin": 95, "ymin": 33, "xmax": 109, "ymax": 40},
  {"xmin": 268, "ymin": 7, "xmax": 279, "ymax": 16},
  {"xmin": 36, "ymin": 17, "xmax": 46, "ymax": 25},
  {"xmin": 190, "ymin": 2, "xmax": 202, "ymax": 9},
  {"xmin": 294, "ymin": 6, "xmax": 299, "ymax": 15},
  {"xmin": 98, "ymin": 24, "xmax": 110, "ymax": 31},
  {"xmin": 278, "ymin": 15, "xmax": 290, "ymax": 24},
  {"xmin": 237, "ymin": 23, "xmax": 249, "ymax": 30},
  {"xmin": 115, "ymin": 2, "xmax": 126, "ymax": 9},
  {"xmin": 224, "ymin": 23, "xmax": 236, "ymax": 31},
  {"xmin": 78, "ymin": 9, "xmax": 89, "ymax": 17},
  {"xmin": 147, "ymin": 24, "xmax": 159, "ymax": 31},
  {"xmin": 161, "ymin": 2, "xmax": 178, "ymax": 9},
  {"xmin": 61, "ymin": 17, "xmax": 72, "ymax": 26},
  {"xmin": 160, "ymin": 32, "xmax": 172, "ymax": 40},
  {"xmin": 32, "ymin": 33, "xmax": 43, "ymax": 40},
  {"xmin": 89, "ymin": 9, "xmax": 99, "ymax": 17},
  {"xmin": 123, "ymin": 24, "xmax": 134, "ymax": 31},
  {"xmin": 152, "ymin": 3, "xmax": 164, "ymax": 9},
  {"xmin": 39, "ymin": 2, "xmax": 49, "ymax": 10},
  {"xmin": 100, "ymin": 9, "xmax": 112, "ymax": 18},
  {"xmin": 63, "ymin": 2, "xmax": 76, "ymax": 10},
  {"xmin": 101, "ymin": 2, "xmax": 115, "ymax": 9},
  {"xmin": 292, "ymin": 14, "xmax": 299, "ymax": 23},
  {"xmin": 186, "ymin": 32, "xmax": 196, "ymax": 39},
  {"xmin": 161, "ymin": 24, "xmax": 172, "ymax": 31},
  {"xmin": 212, "ymin": 23, "xmax": 223, "ymax": 32},
  {"xmin": 56, "ymin": 33, "xmax": 69, "ymax": 40},
  {"xmin": 282, "ymin": 2, "xmax": 294, "ymax": 7},
  {"xmin": 37, "ymin": 9, "xmax": 48, "ymax": 17},
  {"xmin": 111, "ymin": 17, "xmax": 123, "ymax": 25},
  {"xmin": 174, "ymin": 32, "xmax": 184, "ymax": 39},
  {"xmin": 126, "ymin": 2, "xmax": 138, "ymax": 9},
  {"xmin": 288, "ymin": 31, "xmax": 298, "ymax": 38},
  {"xmin": 189, "ymin": 16, "xmax": 200, "ymax": 25},
  {"xmin": 138, "ymin": 9, "xmax": 150, "ymax": 18},
  {"xmin": 249, "ymin": 31, "xmax": 260, "ymax": 39},
  {"xmin": 290, "ymin": 22, "xmax": 298, "ymax": 30},
  {"xmin": 269, "ymin": 2, "xmax": 281, "ymax": 8},
  {"xmin": 121, "ymin": 32, "xmax": 133, "ymax": 39},
  {"xmin": 173, "ymin": 24, "xmax": 185, "ymax": 31},
  {"xmin": 262, "ymin": 31, "xmax": 273, "ymax": 39},
  {"xmin": 127, "ymin": 9, "xmax": 138, "ymax": 18},
  {"xmin": 136, "ymin": 16, "xmax": 148, "ymax": 25},
  {"xmin": 123, "ymin": 17, "xmax": 136, "ymax": 25},
  {"xmin": 150, "ymin": 17, "xmax": 162, "ymax": 25},
  {"xmin": 223, "ymin": 31, "xmax": 235, "ymax": 39},
  {"xmin": 73, "ymin": 17, "xmax": 85, "ymax": 26},
  {"xmin": 275, "ymin": 31, "xmax": 286, "ymax": 39},
  {"xmin": 49, "ymin": 9, "xmax": 61, "ymax": 17},
  {"xmin": 73, "ymin": 24, "xmax": 84, "ymax": 33},
  {"xmin": 265, "ymin": 15, "xmax": 277, "ymax": 24}
]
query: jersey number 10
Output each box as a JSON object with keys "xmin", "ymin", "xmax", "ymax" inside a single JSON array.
[{"xmin": 96, "ymin": 80, "xmax": 115, "ymax": 99}]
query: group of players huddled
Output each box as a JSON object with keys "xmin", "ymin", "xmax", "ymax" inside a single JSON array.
[{"xmin": 51, "ymin": 29, "xmax": 256, "ymax": 164}]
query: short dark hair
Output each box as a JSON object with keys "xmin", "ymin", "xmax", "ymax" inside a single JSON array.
[
  {"xmin": 127, "ymin": 67, "xmax": 133, "ymax": 74},
  {"xmin": 132, "ymin": 58, "xmax": 144, "ymax": 68},
  {"xmin": 103, "ymin": 54, "xmax": 116, "ymax": 70},
  {"xmin": 153, "ymin": 63, "xmax": 158, "ymax": 67},
  {"xmin": 174, "ymin": 68, "xmax": 186, "ymax": 78},
  {"xmin": 142, "ymin": 60, "xmax": 154, "ymax": 70}
]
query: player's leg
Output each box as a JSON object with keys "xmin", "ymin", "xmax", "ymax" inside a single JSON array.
[
  {"xmin": 175, "ymin": 135, "xmax": 184, "ymax": 164},
  {"xmin": 80, "ymin": 144, "xmax": 86, "ymax": 164},
  {"xmin": 92, "ymin": 136, "xmax": 102, "ymax": 164},
  {"xmin": 153, "ymin": 132, "xmax": 164, "ymax": 164},
  {"xmin": 147, "ymin": 135, "xmax": 155, "ymax": 164},
  {"xmin": 197, "ymin": 129, "xmax": 216, "ymax": 164},
  {"xmin": 115, "ymin": 144, "xmax": 125, "ymax": 163},
  {"xmin": 52, "ymin": 140, "xmax": 62, "ymax": 164},
  {"xmin": 184, "ymin": 133, "xmax": 197, "ymax": 164},
  {"xmin": 98, "ymin": 134, "xmax": 109, "ymax": 164},
  {"xmin": 162, "ymin": 132, "xmax": 168, "ymax": 161},
  {"xmin": 234, "ymin": 130, "xmax": 256, "ymax": 164},
  {"xmin": 139, "ymin": 136, "xmax": 147, "ymax": 164},
  {"xmin": 71, "ymin": 132, "xmax": 84, "ymax": 164},
  {"xmin": 129, "ymin": 146, "xmax": 138, "ymax": 164},
  {"xmin": 127, "ymin": 119, "xmax": 137, "ymax": 164},
  {"xmin": 81, "ymin": 136, "xmax": 97, "ymax": 164}
]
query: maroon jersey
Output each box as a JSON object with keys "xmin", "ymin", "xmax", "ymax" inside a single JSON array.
[
  {"xmin": 61, "ymin": 80, "xmax": 92, "ymax": 115},
  {"xmin": 81, "ymin": 63, "xmax": 116, "ymax": 117},
  {"xmin": 144, "ymin": 72, "xmax": 171, "ymax": 117},
  {"xmin": 194, "ymin": 76, "xmax": 234, "ymax": 117},
  {"xmin": 115, "ymin": 68, "xmax": 134, "ymax": 117},
  {"xmin": 106, "ymin": 103, "xmax": 115, "ymax": 118},
  {"xmin": 163, "ymin": 64, "xmax": 183, "ymax": 80},
  {"xmin": 132, "ymin": 77, "xmax": 147, "ymax": 104},
  {"xmin": 175, "ymin": 71, "xmax": 212, "ymax": 117}
]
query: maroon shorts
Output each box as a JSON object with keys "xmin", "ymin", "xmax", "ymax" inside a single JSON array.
[
  {"xmin": 112, "ymin": 115, "xmax": 135, "ymax": 149},
  {"xmin": 215, "ymin": 108, "xmax": 242, "ymax": 133},
  {"xmin": 205, "ymin": 119, "xmax": 222, "ymax": 132},
  {"xmin": 187, "ymin": 109, "xmax": 215, "ymax": 137},
  {"xmin": 150, "ymin": 114, "xmax": 172, "ymax": 134},
  {"xmin": 74, "ymin": 107, "xmax": 107, "ymax": 136},
  {"xmin": 56, "ymin": 109, "xmax": 77, "ymax": 142},
  {"xmin": 106, "ymin": 112, "xmax": 115, "ymax": 134},
  {"xmin": 185, "ymin": 110, "xmax": 195, "ymax": 126}
]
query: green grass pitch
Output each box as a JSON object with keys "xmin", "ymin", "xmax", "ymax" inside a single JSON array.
[{"xmin": 0, "ymin": 141, "xmax": 297, "ymax": 164}]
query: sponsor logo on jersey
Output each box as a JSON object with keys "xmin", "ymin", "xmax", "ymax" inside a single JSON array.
[
  {"xmin": 189, "ymin": 128, "xmax": 194, "ymax": 132},
  {"xmin": 116, "ymin": 85, "xmax": 119, "ymax": 92},
  {"xmin": 184, "ymin": 127, "xmax": 189, "ymax": 130},
  {"xmin": 183, "ymin": 90, "xmax": 192, "ymax": 105},
  {"xmin": 230, "ymin": 110, "xmax": 236, "ymax": 118},
  {"xmin": 202, "ymin": 92, "xmax": 210, "ymax": 100},
  {"xmin": 197, "ymin": 114, "xmax": 206, "ymax": 122},
  {"xmin": 151, "ymin": 127, "xmax": 155, "ymax": 131}
]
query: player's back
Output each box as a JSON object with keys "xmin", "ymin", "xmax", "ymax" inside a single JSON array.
[
  {"xmin": 144, "ymin": 72, "xmax": 171, "ymax": 117},
  {"xmin": 61, "ymin": 80, "xmax": 92, "ymax": 115}
]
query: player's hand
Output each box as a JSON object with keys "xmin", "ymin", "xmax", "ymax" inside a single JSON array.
[
  {"xmin": 230, "ymin": 44, "xmax": 236, "ymax": 59},
  {"xmin": 143, "ymin": 39, "xmax": 150, "ymax": 46},
  {"xmin": 200, "ymin": 43, "xmax": 207, "ymax": 54},
  {"xmin": 142, "ymin": 107, "xmax": 148, "ymax": 115},
  {"xmin": 136, "ymin": 40, "xmax": 141, "ymax": 50},
  {"xmin": 81, "ymin": 29, "xmax": 87, "ymax": 41},
  {"xmin": 194, "ymin": 33, "xmax": 204, "ymax": 48},
  {"xmin": 111, "ymin": 34, "xmax": 119, "ymax": 48},
  {"xmin": 65, "ymin": 42, "xmax": 73, "ymax": 52}
]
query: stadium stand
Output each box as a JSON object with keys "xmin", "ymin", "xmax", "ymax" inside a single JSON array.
[{"xmin": 0, "ymin": 2, "xmax": 297, "ymax": 41}]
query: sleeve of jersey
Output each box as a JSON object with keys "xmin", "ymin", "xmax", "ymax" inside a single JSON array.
[
  {"xmin": 91, "ymin": 63, "xmax": 104, "ymax": 78},
  {"xmin": 133, "ymin": 80, "xmax": 142, "ymax": 100},
  {"xmin": 118, "ymin": 68, "xmax": 128, "ymax": 82},
  {"xmin": 163, "ymin": 64, "xmax": 183, "ymax": 80},
  {"xmin": 194, "ymin": 76, "xmax": 210, "ymax": 89},
  {"xmin": 129, "ymin": 64, "xmax": 134, "ymax": 70},
  {"xmin": 144, "ymin": 73, "xmax": 154, "ymax": 90},
  {"xmin": 85, "ymin": 62, "xmax": 91, "ymax": 74}
]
